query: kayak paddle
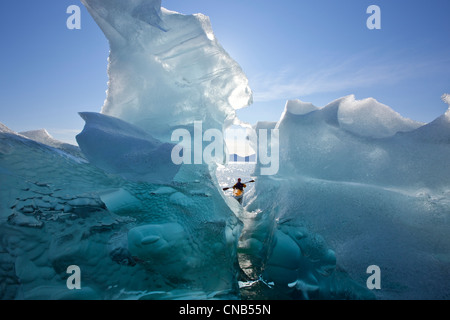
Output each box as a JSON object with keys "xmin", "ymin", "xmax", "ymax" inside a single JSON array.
[{"xmin": 222, "ymin": 180, "xmax": 255, "ymax": 191}]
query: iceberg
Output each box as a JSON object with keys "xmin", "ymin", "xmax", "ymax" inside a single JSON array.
[
  {"xmin": 1, "ymin": 0, "xmax": 252, "ymax": 300},
  {"xmin": 0, "ymin": 0, "xmax": 255, "ymax": 300},
  {"xmin": 242, "ymin": 96, "xmax": 450, "ymax": 300}
]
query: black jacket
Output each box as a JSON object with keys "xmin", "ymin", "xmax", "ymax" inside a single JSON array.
[{"xmin": 233, "ymin": 182, "xmax": 246, "ymax": 191}]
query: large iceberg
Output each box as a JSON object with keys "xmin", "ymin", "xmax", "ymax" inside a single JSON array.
[
  {"xmin": 243, "ymin": 96, "xmax": 450, "ymax": 300},
  {"xmin": 1, "ymin": 0, "xmax": 449, "ymax": 302}
]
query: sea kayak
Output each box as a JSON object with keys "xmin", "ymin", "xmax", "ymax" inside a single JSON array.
[{"xmin": 233, "ymin": 188, "xmax": 244, "ymax": 204}]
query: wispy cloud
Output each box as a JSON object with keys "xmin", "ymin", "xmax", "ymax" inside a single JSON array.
[{"xmin": 250, "ymin": 52, "xmax": 450, "ymax": 102}]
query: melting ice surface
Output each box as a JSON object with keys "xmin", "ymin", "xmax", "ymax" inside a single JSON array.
[{"xmin": 1, "ymin": 0, "xmax": 449, "ymax": 301}]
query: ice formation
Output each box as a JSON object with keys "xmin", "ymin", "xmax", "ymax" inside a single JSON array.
[
  {"xmin": 243, "ymin": 96, "xmax": 450, "ymax": 300},
  {"xmin": 0, "ymin": 0, "xmax": 249, "ymax": 300},
  {"xmin": 336, "ymin": 95, "xmax": 423, "ymax": 138},
  {"xmin": 1, "ymin": 0, "xmax": 449, "ymax": 301},
  {"xmin": 0, "ymin": 123, "xmax": 242, "ymax": 299},
  {"xmin": 81, "ymin": 0, "xmax": 252, "ymax": 142},
  {"xmin": 19, "ymin": 129, "xmax": 84, "ymax": 159},
  {"xmin": 75, "ymin": 112, "xmax": 179, "ymax": 183}
]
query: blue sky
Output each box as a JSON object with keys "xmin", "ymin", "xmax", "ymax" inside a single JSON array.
[{"xmin": 1, "ymin": 0, "xmax": 449, "ymax": 144}]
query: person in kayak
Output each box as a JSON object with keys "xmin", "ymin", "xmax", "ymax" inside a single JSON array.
[{"xmin": 232, "ymin": 178, "xmax": 247, "ymax": 204}]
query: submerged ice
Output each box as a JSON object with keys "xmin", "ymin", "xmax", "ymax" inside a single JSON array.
[{"xmin": 1, "ymin": 0, "xmax": 449, "ymax": 301}]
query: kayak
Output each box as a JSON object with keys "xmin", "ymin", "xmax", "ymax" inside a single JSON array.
[
  {"xmin": 233, "ymin": 188, "xmax": 244, "ymax": 204},
  {"xmin": 233, "ymin": 188, "xmax": 243, "ymax": 198}
]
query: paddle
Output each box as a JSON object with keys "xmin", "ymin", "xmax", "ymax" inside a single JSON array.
[{"xmin": 222, "ymin": 180, "xmax": 255, "ymax": 191}]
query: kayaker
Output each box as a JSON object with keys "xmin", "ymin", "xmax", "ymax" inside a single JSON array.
[{"xmin": 232, "ymin": 178, "xmax": 247, "ymax": 204}]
